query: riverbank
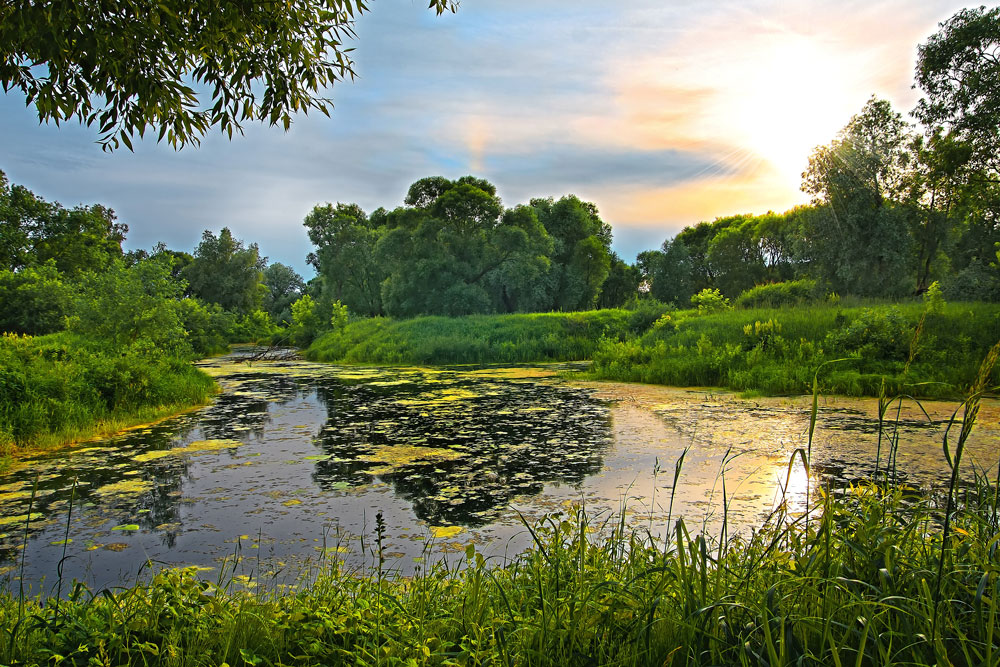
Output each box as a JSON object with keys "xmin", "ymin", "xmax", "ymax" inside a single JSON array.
[
  {"xmin": 0, "ymin": 332, "xmax": 217, "ymax": 461},
  {"xmin": 307, "ymin": 302, "xmax": 1000, "ymax": 398},
  {"xmin": 305, "ymin": 309, "xmax": 648, "ymax": 364},
  {"xmin": 592, "ymin": 301, "xmax": 1000, "ymax": 398},
  {"xmin": 4, "ymin": 475, "xmax": 997, "ymax": 666}
]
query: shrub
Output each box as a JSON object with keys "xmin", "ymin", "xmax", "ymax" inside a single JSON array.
[
  {"xmin": 690, "ymin": 288, "xmax": 731, "ymax": 314},
  {"xmin": 923, "ymin": 280, "xmax": 946, "ymax": 314},
  {"xmin": 735, "ymin": 279, "xmax": 817, "ymax": 308},
  {"xmin": 626, "ymin": 298, "xmax": 672, "ymax": 334},
  {"xmin": 825, "ymin": 307, "xmax": 912, "ymax": 360},
  {"xmin": 0, "ymin": 262, "xmax": 73, "ymax": 335}
]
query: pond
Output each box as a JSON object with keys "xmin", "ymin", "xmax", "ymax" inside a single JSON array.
[{"xmin": 2, "ymin": 353, "xmax": 998, "ymax": 593}]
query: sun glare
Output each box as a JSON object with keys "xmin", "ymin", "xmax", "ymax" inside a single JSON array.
[{"xmin": 731, "ymin": 36, "xmax": 859, "ymax": 185}]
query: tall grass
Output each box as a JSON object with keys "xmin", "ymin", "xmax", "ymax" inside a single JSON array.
[
  {"xmin": 0, "ymin": 332, "xmax": 215, "ymax": 457},
  {"xmin": 307, "ymin": 309, "xmax": 643, "ymax": 365},
  {"xmin": 592, "ymin": 301, "xmax": 1000, "ymax": 397},
  {"xmin": 4, "ymin": 346, "xmax": 1000, "ymax": 666}
]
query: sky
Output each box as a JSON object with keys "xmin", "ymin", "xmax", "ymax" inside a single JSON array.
[{"xmin": 0, "ymin": 0, "xmax": 977, "ymax": 277}]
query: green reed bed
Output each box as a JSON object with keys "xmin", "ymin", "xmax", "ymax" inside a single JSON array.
[
  {"xmin": 306, "ymin": 309, "xmax": 642, "ymax": 365},
  {"xmin": 0, "ymin": 332, "xmax": 215, "ymax": 457},
  {"xmin": 592, "ymin": 301, "xmax": 1000, "ymax": 397}
]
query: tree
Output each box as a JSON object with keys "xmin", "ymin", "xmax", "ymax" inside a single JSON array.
[
  {"xmin": 379, "ymin": 177, "xmax": 553, "ymax": 317},
  {"xmin": 914, "ymin": 6, "xmax": 1000, "ymax": 175},
  {"xmin": 531, "ymin": 195, "xmax": 613, "ymax": 311},
  {"xmin": 304, "ymin": 202, "xmax": 385, "ymax": 316},
  {"xmin": 71, "ymin": 255, "xmax": 187, "ymax": 352},
  {"xmin": 800, "ymin": 97, "xmax": 915, "ymax": 295},
  {"xmin": 0, "ymin": 261, "xmax": 72, "ymax": 335},
  {"xmin": 183, "ymin": 228, "xmax": 266, "ymax": 313},
  {"xmin": 641, "ymin": 239, "xmax": 694, "ymax": 306},
  {"xmin": 596, "ymin": 253, "xmax": 640, "ymax": 309},
  {"xmin": 0, "ymin": 1, "xmax": 456, "ymax": 150},
  {"xmin": 706, "ymin": 216, "xmax": 767, "ymax": 298},
  {"xmin": 1, "ymin": 170, "xmax": 126, "ymax": 276},
  {"xmin": 674, "ymin": 219, "xmax": 731, "ymax": 293},
  {"xmin": 262, "ymin": 262, "xmax": 306, "ymax": 325}
]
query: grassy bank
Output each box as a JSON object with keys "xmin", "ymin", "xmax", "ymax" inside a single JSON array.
[
  {"xmin": 592, "ymin": 301, "xmax": 1000, "ymax": 397},
  {"xmin": 307, "ymin": 302, "xmax": 1000, "ymax": 398},
  {"xmin": 306, "ymin": 309, "xmax": 646, "ymax": 365},
  {"xmin": 0, "ymin": 332, "xmax": 216, "ymax": 457},
  {"xmin": 4, "ymin": 470, "xmax": 998, "ymax": 665}
]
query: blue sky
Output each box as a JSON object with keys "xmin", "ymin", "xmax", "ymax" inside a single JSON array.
[{"xmin": 0, "ymin": 0, "xmax": 974, "ymax": 277}]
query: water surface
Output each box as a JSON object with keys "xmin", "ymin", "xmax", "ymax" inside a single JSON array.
[{"xmin": 2, "ymin": 354, "xmax": 996, "ymax": 592}]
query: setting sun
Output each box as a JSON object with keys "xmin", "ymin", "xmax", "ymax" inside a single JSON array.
[{"xmin": 732, "ymin": 36, "xmax": 861, "ymax": 185}]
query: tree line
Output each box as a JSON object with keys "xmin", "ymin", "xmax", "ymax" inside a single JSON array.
[
  {"xmin": 2, "ymin": 6, "xmax": 997, "ymax": 349},
  {"xmin": 307, "ymin": 8, "xmax": 1000, "ymax": 315}
]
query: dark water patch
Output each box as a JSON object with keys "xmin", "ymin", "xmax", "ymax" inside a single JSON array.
[{"xmin": 0, "ymin": 358, "xmax": 612, "ymax": 590}]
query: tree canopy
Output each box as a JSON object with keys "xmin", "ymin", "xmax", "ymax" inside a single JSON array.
[
  {"xmin": 183, "ymin": 228, "xmax": 267, "ymax": 314},
  {"xmin": 0, "ymin": 0, "xmax": 456, "ymax": 150},
  {"xmin": 914, "ymin": 5, "xmax": 1000, "ymax": 175},
  {"xmin": 303, "ymin": 177, "xmax": 625, "ymax": 318}
]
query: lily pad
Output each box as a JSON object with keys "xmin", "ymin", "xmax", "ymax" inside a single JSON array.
[
  {"xmin": 94, "ymin": 479, "xmax": 153, "ymax": 497},
  {"xmin": 430, "ymin": 525, "xmax": 464, "ymax": 539},
  {"xmin": 111, "ymin": 524, "xmax": 140, "ymax": 531}
]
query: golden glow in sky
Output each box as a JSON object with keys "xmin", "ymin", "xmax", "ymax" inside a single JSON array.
[{"xmin": 562, "ymin": 2, "xmax": 955, "ymax": 236}]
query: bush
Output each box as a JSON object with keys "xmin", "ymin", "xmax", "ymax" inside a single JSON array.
[
  {"xmin": 940, "ymin": 260, "xmax": 1000, "ymax": 301},
  {"xmin": 690, "ymin": 288, "xmax": 730, "ymax": 314},
  {"xmin": 626, "ymin": 298, "xmax": 672, "ymax": 334},
  {"xmin": 923, "ymin": 280, "xmax": 946, "ymax": 314},
  {"xmin": 735, "ymin": 279, "xmax": 817, "ymax": 308},
  {"xmin": 0, "ymin": 332, "xmax": 215, "ymax": 450},
  {"xmin": 0, "ymin": 262, "xmax": 73, "ymax": 335},
  {"xmin": 824, "ymin": 307, "xmax": 913, "ymax": 361}
]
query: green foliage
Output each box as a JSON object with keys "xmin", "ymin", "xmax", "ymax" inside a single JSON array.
[
  {"xmin": 176, "ymin": 298, "xmax": 232, "ymax": 356},
  {"xmin": 0, "ymin": 331, "xmax": 214, "ymax": 451},
  {"xmin": 532, "ymin": 195, "xmax": 613, "ymax": 311},
  {"xmin": 639, "ymin": 239, "xmax": 694, "ymax": 306},
  {"xmin": 593, "ymin": 302, "xmax": 1000, "ymax": 397},
  {"xmin": 596, "ymin": 252, "xmax": 640, "ymax": 308},
  {"xmin": 233, "ymin": 309, "xmax": 277, "ymax": 344},
  {"xmin": 923, "ymin": 280, "xmax": 946, "ymax": 314},
  {"xmin": 261, "ymin": 262, "xmax": 304, "ymax": 325},
  {"xmin": 1, "ymin": 171, "xmax": 126, "ymax": 276},
  {"xmin": 0, "ymin": 261, "xmax": 72, "ymax": 335},
  {"xmin": 375, "ymin": 178, "xmax": 559, "ymax": 317},
  {"xmin": 801, "ymin": 98, "xmax": 916, "ymax": 296},
  {"xmin": 329, "ymin": 300, "xmax": 348, "ymax": 332},
  {"xmin": 825, "ymin": 307, "xmax": 912, "ymax": 361},
  {"xmin": 307, "ymin": 310, "xmax": 632, "ymax": 365},
  {"xmin": 0, "ymin": 1, "xmax": 456, "ymax": 150},
  {"xmin": 69, "ymin": 256, "xmax": 188, "ymax": 354},
  {"xmin": 941, "ymin": 259, "xmax": 1000, "ymax": 301},
  {"xmin": 706, "ymin": 215, "xmax": 768, "ymax": 297},
  {"xmin": 289, "ymin": 294, "xmax": 321, "ymax": 347},
  {"xmin": 625, "ymin": 298, "xmax": 672, "ymax": 334},
  {"xmin": 304, "ymin": 203, "xmax": 384, "ymax": 317},
  {"xmin": 735, "ymin": 278, "xmax": 818, "ymax": 309},
  {"xmin": 915, "ymin": 5, "xmax": 1000, "ymax": 174},
  {"xmin": 690, "ymin": 287, "xmax": 731, "ymax": 314},
  {"xmin": 183, "ymin": 228, "xmax": 266, "ymax": 314}
]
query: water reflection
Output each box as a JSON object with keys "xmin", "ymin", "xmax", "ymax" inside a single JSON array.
[
  {"xmin": 1, "ymin": 355, "xmax": 997, "ymax": 593},
  {"xmin": 310, "ymin": 374, "xmax": 610, "ymax": 525},
  {"xmin": 0, "ymin": 358, "xmax": 614, "ymax": 589}
]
